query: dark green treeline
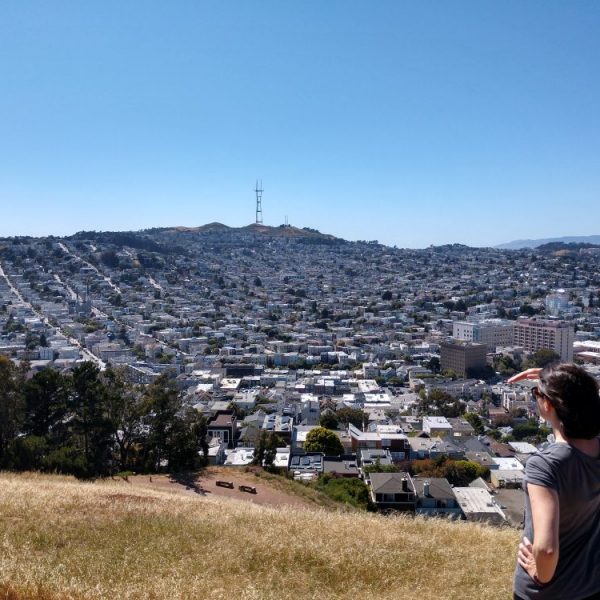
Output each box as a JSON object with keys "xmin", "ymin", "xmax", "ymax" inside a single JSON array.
[{"xmin": 0, "ymin": 356, "xmax": 208, "ymax": 478}]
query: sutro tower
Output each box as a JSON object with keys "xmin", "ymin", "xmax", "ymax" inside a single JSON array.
[{"xmin": 255, "ymin": 180, "xmax": 263, "ymax": 224}]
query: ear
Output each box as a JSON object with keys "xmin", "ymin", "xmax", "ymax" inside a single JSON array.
[{"xmin": 541, "ymin": 397, "xmax": 557, "ymax": 419}]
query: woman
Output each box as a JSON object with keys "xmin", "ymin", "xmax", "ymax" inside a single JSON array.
[{"xmin": 508, "ymin": 363, "xmax": 600, "ymax": 600}]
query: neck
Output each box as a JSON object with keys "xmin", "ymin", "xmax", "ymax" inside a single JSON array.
[{"xmin": 555, "ymin": 428, "xmax": 599, "ymax": 457}]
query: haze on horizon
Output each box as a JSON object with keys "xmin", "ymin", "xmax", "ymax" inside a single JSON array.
[{"xmin": 1, "ymin": 2, "xmax": 599, "ymax": 248}]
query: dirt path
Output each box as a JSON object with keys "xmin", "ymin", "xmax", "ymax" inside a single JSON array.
[{"xmin": 127, "ymin": 468, "xmax": 312, "ymax": 509}]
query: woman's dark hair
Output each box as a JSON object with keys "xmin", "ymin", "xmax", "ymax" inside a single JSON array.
[{"xmin": 539, "ymin": 363, "xmax": 600, "ymax": 439}]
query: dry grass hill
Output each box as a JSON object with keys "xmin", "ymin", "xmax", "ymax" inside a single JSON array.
[{"xmin": 0, "ymin": 473, "xmax": 518, "ymax": 600}]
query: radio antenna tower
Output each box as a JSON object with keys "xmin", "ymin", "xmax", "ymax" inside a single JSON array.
[{"xmin": 255, "ymin": 180, "xmax": 263, "ymax": 224}]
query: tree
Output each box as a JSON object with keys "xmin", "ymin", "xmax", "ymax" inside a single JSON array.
[
  {"xmin": 0, "ymin": 356, "xmax": 26, "ymax": 468},
  {"xmin": 462, "ymin": 412, "xmax": 484, "ymax": 435},
  {"xmin": 141, "ymin": 373, "xmax": 181, "ymax": 472},
  {"xmin": 335, "ymin": 407, "xmax": 366, "ymax": 429},
  {"xmin": 23, "ymin": 368, "xmax": 68, "ymax": 440},
  {"xmin": 100, "ymin": 250, "xmax": 119, "ymax": 268},
  {"xmin": 316, "ymin": 475, "xmax": 371, "ymax": 510},
  {"xmin": 512, "ymin": 418, "xmax": 543, "ymax": 442},
  {"xmin": 304, "ymin": 427, "xmax": 344, "ymax": 456},
  {"xmin": 166, "ymin": 406, "xmax": 209, "ymax": 472},
  {"xmin": 102, "ymin": 367, "xmax": 145, "ymax": 472},
  {"xmin": 454, "ymin": 299, "xmax": 467, "ymax": 312},
  {"xmin": 363, "ymin": 459, "xmax": 402, "ymax": 474},
  {"xmin": 381, "ymin": 290, "xmax": 393, "ymax": 301},
  {"xmin": 412, "ymin": 456, "xmax": 489, "ymax": 486},
  {"xmin": 421, "ymin": 388, "xmax": 463, "ymax": 418},
  {"xmin": 228, "ymin": 402, "xmax": 246, "ymax": 421},
  {"xmin": 319, "ymin": 411, "xmax": 339, "ymax": 430},
  {"xmin": 253, "ymin": 430, "xmax": 284, "ymax": 468},
  {"xmin": 70, "ymin": 362, "xmax": 113, "ymax": 477},
  {"xmin": 427, "ymin": 356, "xmax": 440, "ymax": 374},
  {"xmin": 496, "ymin": 354, "xmax": 518, "ymax": 376},
  {"xmin": 524, "ymin": 349, "xmax": 560, "ymax": 369},
  {"xmin": 519, "ymin": 303, "xmax": 537, "ymax": 316}
]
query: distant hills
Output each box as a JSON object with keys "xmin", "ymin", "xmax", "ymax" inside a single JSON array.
[
  {"xmin": 50, "ymin": 227, "xmax": 600, "ymax": 251},
  {"xmin": 63, "ymin": 223, "xmax": 342, "ymax": 254},
  {"xmin": 496, "ymin": 235, "xmax": 600, "ymax": 250},
  {"xmin": 158, "ymin": 222, "xmax": 338, "ymax": 241},
  {"xmin": 140, "ymin": 223, "xmax": 342, "ymax": 242}
]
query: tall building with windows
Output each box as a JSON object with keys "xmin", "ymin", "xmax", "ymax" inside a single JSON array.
[
  {"xmin": 512, "ymin": 318, "xmax": 574, "ymax": 362},
  {"xmin": 545, "ymin": 290, "xmax": 569, "ymax": 317},
  {"xmin": 453, "ymin": 319, "xmax": 514, "ymax": 351},
  {"xmin": 440, "ymin": 342, "xmax": 487, "ymax": 378}
]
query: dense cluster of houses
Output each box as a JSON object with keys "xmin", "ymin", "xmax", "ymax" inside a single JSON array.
[{"xmin": 2, "ymin": 228, "xmax": 600, "ymax": 523}]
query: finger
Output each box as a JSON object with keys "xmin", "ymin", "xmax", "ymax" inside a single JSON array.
[
  {"xmin": 522, "ymin": 537, "xmax": 533, "ymax": 549},
  {"xmin": 518, "ymin": 548, "xmax": 529, "ymax": 561},
  {"xmin": 508, "ymin": 369, "xmax": 541, "ymax": 383}
]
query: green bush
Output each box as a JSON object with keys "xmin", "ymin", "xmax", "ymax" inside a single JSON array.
[{"xmin": 316, "ymin": 475, "xmax": 371, "ymax": 510}]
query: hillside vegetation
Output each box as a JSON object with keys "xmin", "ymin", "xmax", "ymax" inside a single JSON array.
[{"xmin": 0, "ymin": 473, "xmax": 518, "ymax": 600}]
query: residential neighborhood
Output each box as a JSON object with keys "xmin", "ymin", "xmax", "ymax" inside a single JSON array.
[{"xmin": 2, "ymin": 225, "xmax": 600, "ymax": 525}]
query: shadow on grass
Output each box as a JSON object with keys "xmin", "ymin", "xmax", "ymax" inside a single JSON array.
[{"xmin": 168, "ymin": 471, "xmax": 211, "ymax": 496}]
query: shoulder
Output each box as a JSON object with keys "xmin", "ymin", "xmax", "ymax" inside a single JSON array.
[
  {"xmin": 530, "ymin": 442, "xmax": 572, "ymax": 464},
  {"xmin": 525, "ymin": 444, "xmax": 572, "ymax": 489}
]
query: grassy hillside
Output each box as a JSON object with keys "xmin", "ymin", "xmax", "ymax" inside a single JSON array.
[{"xmin": 0, "ymin": 473, "xmax": 519, "ymax": 600}]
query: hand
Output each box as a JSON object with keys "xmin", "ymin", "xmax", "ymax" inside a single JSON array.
[
  {"xmin": 507, "ymin": 368, "xmax": 542, "ymax": 384},
  {"xmin": 517, "ymin": 537, "xmax": 538, "ymax": 582}
]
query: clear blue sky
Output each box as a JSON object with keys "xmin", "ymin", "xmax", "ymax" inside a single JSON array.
[{"xmin": 1, "ymin": 1, "xmax": 599, "ymax": 247}]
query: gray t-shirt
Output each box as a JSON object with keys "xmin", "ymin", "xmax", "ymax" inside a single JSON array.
[{"xmin": 513, "ymin": 440, "xmax": 600, "ymax": 599}]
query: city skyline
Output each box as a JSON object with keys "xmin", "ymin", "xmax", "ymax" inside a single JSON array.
[{"xmin": 1, "ymin": 2, "xmax": 599, "ymax": 247}]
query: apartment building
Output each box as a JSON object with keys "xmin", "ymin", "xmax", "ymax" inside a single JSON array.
[
  {"xmin": 440, "ymin": 342, "xmax": 487, "ymax": 378},
  {"xmin": 513, "ymin": 318, "xmax": 574, "ymax": 362},
  {"xmin": 453, "ymin": 319, "xmax": 514, "ymax": 351},
  {"xmin": 545, "ymin": 290, "xmax": 569, "ymax": 317}
]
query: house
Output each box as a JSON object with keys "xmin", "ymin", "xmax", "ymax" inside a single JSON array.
[
  {"xmin": 236, "ymin": 424, "xmax": 261, "ymax": 448},
  {"xmin": 413, "ymin": 477, "xmax": 462, "ymax": 519},
  {"xmin": 273, "ymin": 447, "xmax": 291, "ymax": 469},
  {"xmin": 465, "ymin": 451, "xmax": 496, "ymax": 471},
  {"xmin": 262, "ymin": 414, "xmax": 294, "ymax": 443},
  {"xmin": 368, "ymin": 472, "xmax": 416, "ymax": 512},
  {"xmin": 206, "ymin": 438, "xmax": 227, "ymax": 465},
  {"xmin": 289, "ymin": 452, "xmax": 324, "ymax": 481},
  {"xmin": 492, "ymin": 457, "xmax": 524, "ymax": 472},
  {"xmin": 490, "ymin": 469, "xmax": 524, "ymax": 489},
  {"xmin": 358, "ymin": 448, "xmax": 393, "ymax": 470},
  {"xmin": 292, "ymin": 425, "xmax": 318, "ymax": 450},
  {"xmin": 446, "ymin": 417, "xmax": 476, "ymax": 438},
  {"xmin": 347, "ymin": 423, "xmax": 410, "ymax": 460},
  {"xmin": 323, "ymin": 455, "xmax": 360, "ymax": 478},
  {"xmin": 407, "ymin": 437, "xmax": 465, "ymax": 460},
  {"xmin": 207, "ymin": 411, "xmax": 238, "ymax": 448},
  {"xmin": 223, "ymin": 447, "xmax": 255, "ymax": 466},
  {"xmin": 422, "ymin": 416, "xmax": 453, "ymax": 437},
  {"xmin": 452, "ymin": 487, "xmax": 506, "ymax": 525}
]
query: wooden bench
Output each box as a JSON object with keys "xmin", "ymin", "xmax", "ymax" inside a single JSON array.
[{"xmin": 215, "ymin": 480, "xmax": 234, "ymax": 489}]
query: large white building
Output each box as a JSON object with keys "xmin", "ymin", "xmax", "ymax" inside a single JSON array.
[
  {"xmin": 545, "ymin": 290, "xmax": 569, "ymax": 317},
  {"xmin": 513, "ymin": 318, "xmax": 574, "ymax": 362},
  {"xmin": 453, "ymin": 319, "xmax": 514, "ymax": 351}
]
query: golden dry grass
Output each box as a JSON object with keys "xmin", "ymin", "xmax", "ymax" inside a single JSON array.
[{"xmin": 0, "ymin": 472, "xmax": 519, "ymax": 600}]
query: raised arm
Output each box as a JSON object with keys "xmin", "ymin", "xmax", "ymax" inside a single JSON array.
[
  {"xmin": 507, "ymin": 368, "xmax": 542, "ymax": 384},
  {"xmin": 518, "ymin": 483, "xmax": 560, "ymax": 584}
]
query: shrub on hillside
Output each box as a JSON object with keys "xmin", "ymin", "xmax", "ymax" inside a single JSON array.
[{"xmin": 316, "ymin": 474, "xmax": 371, "ymax": 510}]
